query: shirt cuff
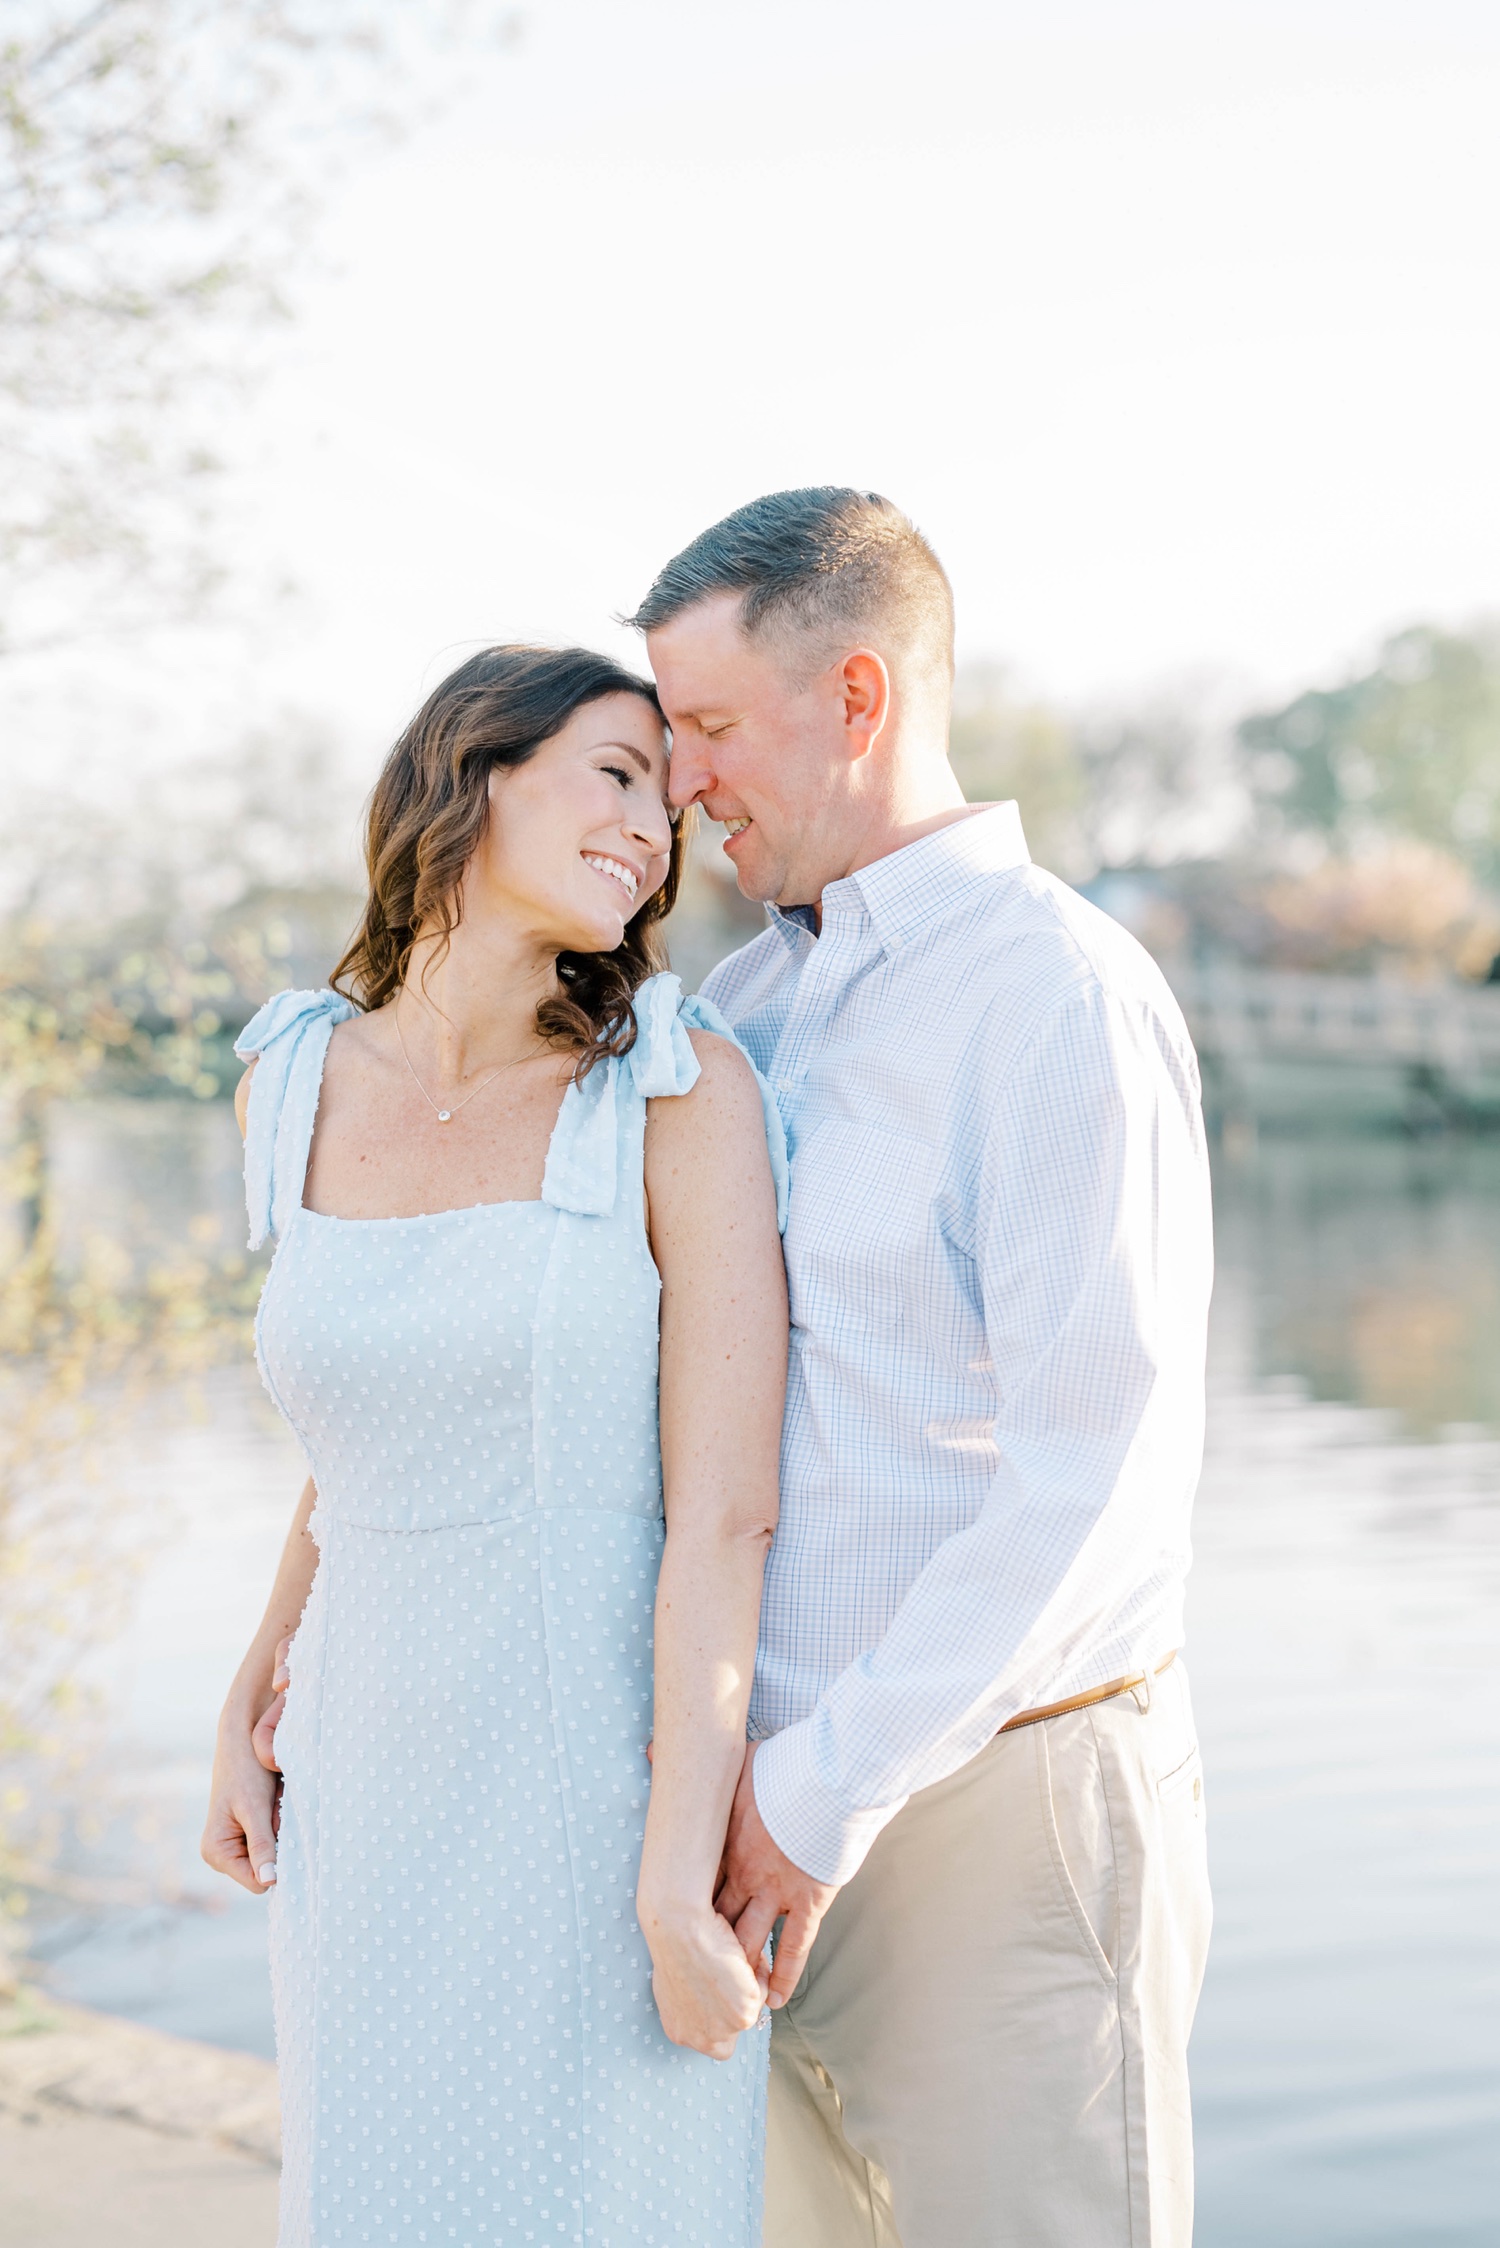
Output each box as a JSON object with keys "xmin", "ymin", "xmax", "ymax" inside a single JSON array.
[{"xmin": 752, "ymin": 1720, "xmax": 909, "ymax": 1887}]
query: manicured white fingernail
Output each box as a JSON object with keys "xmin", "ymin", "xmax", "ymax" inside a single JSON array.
[{"xmin": 258, "ymin": 1862, "xmax": 277, "ymax": 1883}]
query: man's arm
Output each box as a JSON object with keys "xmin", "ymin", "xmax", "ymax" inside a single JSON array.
[{"xmin": 726, "ymin": 979, "xmax": 1212, "ymax": 1933}]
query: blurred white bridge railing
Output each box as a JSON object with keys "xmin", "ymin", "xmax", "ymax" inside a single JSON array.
[{"xmin": 1165, "ymin": 961, "xmax": 1500, "ymax": 1124}]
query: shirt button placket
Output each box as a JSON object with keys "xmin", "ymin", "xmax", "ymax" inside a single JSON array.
[{"xmin": 774, "ymin": 901, "xmax": 864, "ymax": 1107}]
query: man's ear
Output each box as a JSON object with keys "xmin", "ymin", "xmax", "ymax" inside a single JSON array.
[{"xmin": 839, "ymin": 648, "xmax": 891, "ymax": 761}]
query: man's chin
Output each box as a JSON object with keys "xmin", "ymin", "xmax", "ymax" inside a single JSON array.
[
  {"xmin": 723, "ymin": 828, "xmax": 801, "ymax": 908},
  {"xmin": 728, "ymin": 851, "xmax": 785, "ymax": 907}
]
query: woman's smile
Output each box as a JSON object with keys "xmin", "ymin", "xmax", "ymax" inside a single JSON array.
[{"xmin": 582, "ymin": 850, "xmax": 642, "ymax": 903}]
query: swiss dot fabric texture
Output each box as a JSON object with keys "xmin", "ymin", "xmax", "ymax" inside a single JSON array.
[{"xmin": 237, "ymin": 975, "xmax": 780, "ymax": 2248}]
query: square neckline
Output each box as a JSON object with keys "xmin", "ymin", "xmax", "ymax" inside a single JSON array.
[
  {"xmin": 297, "ymin": 1024, "xmax": 575, "ymax": 1227},
  {"xmin": 298, "ymin": 1195, "xmax": 554, "ymax": 1227}
]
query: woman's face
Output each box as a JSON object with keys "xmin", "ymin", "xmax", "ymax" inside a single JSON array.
[{"xmin": 471, "ymin": 692, "xmax": 675, "ymax": 956}]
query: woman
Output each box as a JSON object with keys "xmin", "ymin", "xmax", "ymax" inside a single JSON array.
[{"xmin": 202, "ymin": 645, "xmax": 789, "ymax": 2246}]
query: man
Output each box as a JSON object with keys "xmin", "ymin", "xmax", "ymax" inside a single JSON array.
[{"xmin": 629, "ymin": 489, "xmax": 1213, "ymax": 2248}]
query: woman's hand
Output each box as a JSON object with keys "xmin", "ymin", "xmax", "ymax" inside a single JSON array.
[
  {"xmin": 201, "ymin": 1701, "xmax": 282, "ymax": 1895},
  {"xmin": 639, "ymin": 1895, "xmax": 767, "ymax": 2061},
  {"xmin": 202, "ymin": 1476, "xmax": 318, "ymax": 1896}
]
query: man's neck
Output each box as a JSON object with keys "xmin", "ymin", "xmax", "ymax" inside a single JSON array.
[{"xmin": 802, "ymin": 763, "xmax": 977, "ymax": 932}]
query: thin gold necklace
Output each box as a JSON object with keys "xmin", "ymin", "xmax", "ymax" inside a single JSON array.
[{"xmin": 393, "ymin": 994, "xmax": 539, "ymax": 1125}]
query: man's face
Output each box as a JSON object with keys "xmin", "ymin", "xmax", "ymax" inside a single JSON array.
[{"xmin": 648, "ymin": 591, "xmax": 849, "ymax": 908}]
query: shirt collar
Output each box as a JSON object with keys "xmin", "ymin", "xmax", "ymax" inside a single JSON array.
[
  {"xmin": 766, "ymin": 802, "xmax": 1030, "ymax": 957},
  {"xmin": 767, "ymin": 900, "xmax": 819, "ymax": 949}
]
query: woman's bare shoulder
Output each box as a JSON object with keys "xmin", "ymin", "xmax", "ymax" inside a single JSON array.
[
  {"xmin": 232, "ymin": 1007, "xmax": 381, "ymax": 1141},
  {"xmin": 652, "ymin": 1027, "xmax": 760, "ymax": 1123},
  {"xmin": 234, "ymin": 1060, "xmax": 257, "ymax": 1141},
  {"xmin": 644, "ymin": 1028, "xmax": 769, "ymax": 1186},
  {"xmin": 684, "ymin": 1023, "xmax": 756, "ymax": 1079}
]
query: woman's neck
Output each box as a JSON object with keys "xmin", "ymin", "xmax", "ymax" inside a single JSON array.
[{"xmin": 398, "ymin": 913, "xmax": 561, "ymax": 1085}]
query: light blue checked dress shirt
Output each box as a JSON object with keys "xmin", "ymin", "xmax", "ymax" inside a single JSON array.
[{"xmin": 700, "ymin": 803, "xmax": 1214, "ymax": 1885}]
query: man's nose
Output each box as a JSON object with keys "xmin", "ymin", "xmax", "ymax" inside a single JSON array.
[{"xmin": 667, "ymin": 735, "xmax": 713, "ymax": 812}]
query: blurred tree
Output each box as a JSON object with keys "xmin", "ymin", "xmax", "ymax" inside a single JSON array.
[
  {"xmin": 0, "ymin": 1012, "xmax": 261, "ymax": 1971},
  {"xmin": 1257, "ymin": 839, "xmax": 1500, "ymax": 980},
  {"xmin": 0, "ymin": 0, "xmax": 518, "ymax": 654},
  {"xmin": 1239, "ymin": 624, "xmax": 1500, "ymax": 886},
  {"xmin": 0, "ymin": 723, "xmax": 357, "ymax": 1953},
  {"xmin": 1074, "ymin": 697, "xmax": 1239, "ymax": 873},
  {"xmin": 950, "ymin": 665, "xmax": 1237, "ymax": 881},
  {"xmin": 0, "ymin": 724, "xmax": 365, "ymax": 1109},
  {"xmin": 948, "ymin": 666, "xmax": 1088, "ymax": 876}
]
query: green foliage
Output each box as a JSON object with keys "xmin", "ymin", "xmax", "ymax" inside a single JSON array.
[
  {"xmin": 0, "ymin": 731, "xmax": 362, "ymax": 1965},
  {"xmin": 0, "ymin": 1013, "xmax": 263, "ymax": 1976},
  {"xmin": 1239, "ymin": 625, "xmax": 1500, "ymax": 885},
  {"xmin": 0, "ymin": 726, "xmax": 364, "ymax": 1098}
]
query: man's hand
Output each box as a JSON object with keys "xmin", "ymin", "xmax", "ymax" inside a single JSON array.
[
  {"xmin": 715, "ymin": 1742, "xmax": 840, "ymax": 2010},
  {"xmin": 250, "ymin": 1634, "xmax": 293, "ymax": 1773}
]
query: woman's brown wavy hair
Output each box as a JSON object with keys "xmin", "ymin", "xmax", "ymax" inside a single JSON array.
[{"xmin": 331, "ymin": 645, "xmax": 686, "ymax": 1076}]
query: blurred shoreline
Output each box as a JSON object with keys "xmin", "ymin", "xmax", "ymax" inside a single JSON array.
[
  {"xmin": 0, "ymin": 1986, "xmax": 279, "ymax": 2162},
  {"xmin": 0, "ymin": 1987, "xmax": 279, "ymax": 2248}
]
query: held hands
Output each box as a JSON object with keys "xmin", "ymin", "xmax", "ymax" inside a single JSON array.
[
  {"xmin": 637, "ymin": 1892, "xmax": 768, "ymax": 2062},
  {"xmin": 715, "ymin": 1742, "xmax": 840, "ymax": 2012},
  {"xmin": 637, "ymin": 1736, "xmax": 770, "ymax": 2060}
]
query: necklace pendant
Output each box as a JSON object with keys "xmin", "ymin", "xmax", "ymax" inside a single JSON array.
[{"xmin": 436, "ymin": 1109, "xmax": 452, "ymax": 1123}]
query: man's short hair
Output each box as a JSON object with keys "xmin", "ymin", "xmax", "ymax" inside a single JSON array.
[{"xmin": 625, "ymin": 487, "xmax": 954, "ymax": 688}]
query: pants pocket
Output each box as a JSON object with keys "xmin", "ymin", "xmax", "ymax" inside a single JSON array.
[
  {"xmin": 1035, "ymin": 1719, "xmax": 1119, "ymax": 1986},
  {"xmin": 1153, "ymin": 1664, "xmax": 1206, "ymax": 1821},
  {"xmin": 1156, "ymin": 1744, "xmax": 1205, "ymax": 1814}
]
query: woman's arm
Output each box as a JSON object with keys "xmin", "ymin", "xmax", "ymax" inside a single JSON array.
[
  {"xmin": 201, "ymin": 1054, "xmax": 316, "ymax": 1893},
  {"xmin": 638, "ymin": 1030, "xmax": 788, "ymax": 2058},
  {"xmin": 200, "ymin": 1474, "xmax": 319, "ymax": 1892}
]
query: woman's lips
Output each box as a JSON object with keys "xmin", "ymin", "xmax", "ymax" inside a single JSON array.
[{"xmin": 581, "ymin": 852, "xmax": 640, "ymax": 901}]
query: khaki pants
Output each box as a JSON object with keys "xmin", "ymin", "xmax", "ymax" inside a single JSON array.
[{"xmin": 764, "ymin": 1661, "xmax": 1211, "ymax": 2248}]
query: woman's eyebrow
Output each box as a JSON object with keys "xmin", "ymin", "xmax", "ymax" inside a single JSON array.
[{"xmin": 598, "ymin": 740, "xmax": 654, "ymax": 776}]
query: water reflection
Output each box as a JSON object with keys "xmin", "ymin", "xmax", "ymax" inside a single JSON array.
[
  {"xmin": 27, "ymin": 1118, "xmax": 1500, "ymax": 2247},
  {"xmin": 1190, "ymin": 1139, "xmax": 1500, "ymax": 2248},
  {"xmin": 1220, "ymin": 1136, "xmax": 1500, "ymax": 1435}
]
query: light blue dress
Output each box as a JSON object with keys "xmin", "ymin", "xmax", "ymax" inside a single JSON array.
[{"xmin": 236, "ymin": 973, "xmax": 786, "ymax": 2248}]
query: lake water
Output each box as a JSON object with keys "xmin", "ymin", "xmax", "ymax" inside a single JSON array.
[{"xmin": 30, "ymin": 1128, "xmax": 1500, "ymax": 2247}]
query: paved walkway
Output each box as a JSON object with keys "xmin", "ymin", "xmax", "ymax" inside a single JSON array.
[{"xmin": 0, "ymin": 1991, "xmax": 278, "ymax": 2248}]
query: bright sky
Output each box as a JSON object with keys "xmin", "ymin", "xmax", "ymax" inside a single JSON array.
[{"xmin": 21, "ymin": 0, "xmax": 1500, "ymax": 776}]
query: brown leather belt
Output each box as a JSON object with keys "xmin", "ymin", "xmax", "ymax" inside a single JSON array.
[{"xmin": 999, "ymin": 1650, "xmax": 1178, "ymax": 1735}]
